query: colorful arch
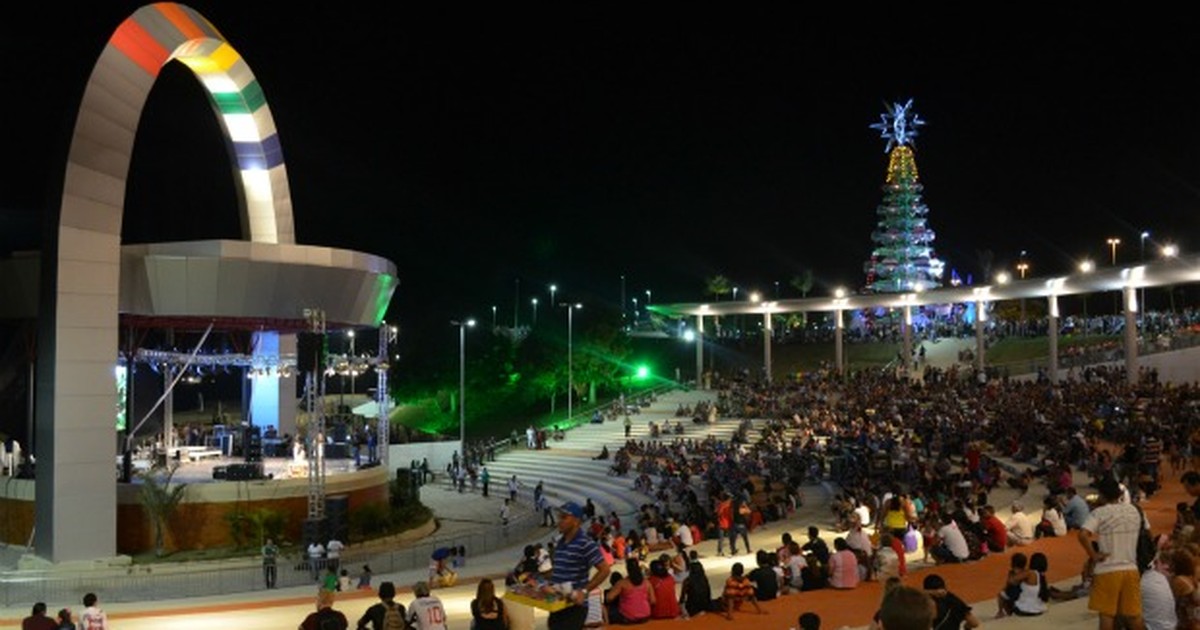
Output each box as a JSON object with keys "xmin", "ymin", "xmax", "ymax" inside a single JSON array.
[{"xmin": 37, "ymin": 2, "xmax": 296, "ymax": 562}]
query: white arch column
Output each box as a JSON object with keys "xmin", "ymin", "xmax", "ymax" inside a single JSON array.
[
  {"xmin": 975, "ymin": 300, "xmax": 987, "ymax": 373},
  {"xmin": 834, "ymin": 308, "xmax": 845, "ymax": 376},
  {"xmin": 1124, "ymin": 286, "xmax": 1139, "ymax": 384},
  {"xmin": 901, "ymin": 305, "xmax": 913, "ymax": 379},
  {"xmin": 1047, "ymin": 295, "xmax": 1060, "ymax": 383},
  {"xmin": 762, "ymin": 311, "xmax": 772, "ymax": 383},
  {"xmin": 695, "ymin": 314, "xmax": 705, "ymax": 390}
]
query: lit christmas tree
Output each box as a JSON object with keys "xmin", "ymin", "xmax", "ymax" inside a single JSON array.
[{"xmin": 863, "ymin": 99, "xmax": 945, "ymax": 293}]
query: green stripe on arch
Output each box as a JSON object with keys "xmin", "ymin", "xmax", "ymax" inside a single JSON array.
[
  {"xmin": 213, "ymin": 92, "xmax": 250, "ymax": 114},
  {"xmin": 242, "ymin": 80, "xmax": 267, "ymax": 112}
]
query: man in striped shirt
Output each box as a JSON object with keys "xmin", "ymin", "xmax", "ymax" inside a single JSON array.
[{"xmin": 549, "ymin": 501, "xmax": 611, "ymax": 630}]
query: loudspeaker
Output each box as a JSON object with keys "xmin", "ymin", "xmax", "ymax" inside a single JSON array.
[
  {"xmin": 225, "ymin": 462, "xmax": 264, "ymax": 481},
  {"xmin": 212, "ymin": 465, "xmax": 228, "ymax": 480},
  {"xmin": 326, "ymin": 495, "xmax": 350, "ymax": 542},
  {"xmin": 244, "ymin": 425, "xmax": 262, "ymax": 462},
  {"xmin": 325, "ymin": 443, "xmax": 351, "ymax": 459},
  {"xmin": 303, "ymin": 517, "xmax": 327, "ymax": 548},
  {"xmin": 297, "ymin": 333, "xmax": 326, "ymax": 373}
]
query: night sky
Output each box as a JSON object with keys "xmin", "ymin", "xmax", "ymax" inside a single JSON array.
[{"xmin": 3, "ymin": 6, "xmax": 1200, "ymax": 361}]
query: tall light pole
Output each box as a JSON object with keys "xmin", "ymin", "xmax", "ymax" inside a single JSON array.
[
  {"xmin": 549, "ymin": 284, "xmax": 557, "ymax": 310},
  {"xmin": 491, "ymin": 305, "xmax": 497, "ymax": 329},
  {"xmin": 451, "ymin": 319, "xmax": 476, "ymax": 446},
  {"xmin": 1080, "ymin": 260, "xmax": 1094, "ymax": 337},
  {"xmin": 645, "ymin": 289, "xmax": 652, "ymax": 306},
  {"xmin": 561, "ymin": 303, "xmax": 581, "ymax": 422},
  {"xmin": 632, "ymin": 297, "xmax": 639, "ymax": 323},
  {"xmin": 1140, "ymin": 231, "xmax": 1150, "ymax": 320},
  {"xmin": 1107, "ymin": 238, "xmax": 1121, "ymax": 266},
  {"xmin": 531, "ymin": 297, "xmax": 538, "ymax": 326}
]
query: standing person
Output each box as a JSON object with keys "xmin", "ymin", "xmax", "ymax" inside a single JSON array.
[
  {"xmin": 356, "ymin": 581, "xmax": 406, "ymax": 630},
  {"xmin": 1079, "ymin": 477, "xmax": 1147, "ymax": 630},
  {"xmin": 500, "ymin": 499, "xmax": 512, "ymax": 530},
  {"xmin": 715, "ymin": 491, "xmax": 735, "ymax": 556},
  {"xmin": 547, "ymin": 501, "xmax": 612, "ymax": 630},
  {"xmin": 22, "ymin": 602, "xmax": 57, "ymax": 630},
  {"xmin": 481, "ymin": 465, "xmax": 490, "ymax": 498},
  {"xmin": 79, "ymin": 593, "xmax": 107, "ymax": 630},
  {"xmin": 408, "ymin": 581, "xmax": 448, "ymax": 630},
  {"xmin": 508, "ymin": 475, "xmax": 521, "ymax": 503},
  {"xmin": 301, "ymin": 589, "xmax": 349, "ymax": 630},
  {"xmin": 471, "ymin": 578, "xmax": 511, "ymax": 630},
  {"xmin": 308, "ymin": 539, "xmax": 326, "ymax": 581},
  {"xmin": 262, "ymin": 537, "xmax": 280, "ymax": 589}
]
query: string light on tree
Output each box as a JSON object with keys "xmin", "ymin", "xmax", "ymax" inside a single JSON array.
[{"xmin": 862, "ymin": 98, "xmax": 945, "ymax": 293}]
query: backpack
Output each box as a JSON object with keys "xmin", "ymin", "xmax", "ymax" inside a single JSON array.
[
  {"xmin": 383, "ymin": 601, "xmax": 407, "ymax": 630},
  {"xmin": 1133, "ymin": 504, "xmax": 1156, "ymax": 573}
]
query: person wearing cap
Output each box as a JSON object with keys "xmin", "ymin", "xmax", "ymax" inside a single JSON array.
[
  {"xmin": 548, "ymin": 500, "xmax": 611, "ymax": 630},
  {"xmin": 1078, "ymin": 476, "xmax": 1147, "ymax": 630}
]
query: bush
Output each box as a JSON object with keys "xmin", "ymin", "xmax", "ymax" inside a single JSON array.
[{"xmin": 349, "ymin": 502, "xmax": 392, "ymax": 541}]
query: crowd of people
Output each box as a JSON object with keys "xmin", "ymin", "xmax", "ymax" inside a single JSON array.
[
  {"xmin": 30, "ymin": 354, "xmax": 1200, "ymax": 630},
  {"xmin": 492, "ymin": 360, "xmax": 1200, "ymax": 629}
]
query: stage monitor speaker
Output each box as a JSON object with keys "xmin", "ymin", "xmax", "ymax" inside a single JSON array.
[
  {"xmin": 326, "ymin": 495, "xmax": 350, "ymax": 543},
  {"xmin": 225, "ymin": 462, "xmax": 264, "ymax": 481},
  {"xmin": 297, "ymin": 333, "xmax": 326, "ymax": 372},
  {"xmin": 212, "ymin": 465, "xmax": 228, "ymax": 480},
  {"xmin": 325, "ymin": 443, "xmax": 351, "ymax": 459}
]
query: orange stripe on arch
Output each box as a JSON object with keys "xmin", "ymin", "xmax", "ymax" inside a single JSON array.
[
  {"xmin": 155, "ymin": 2, "xmax": 207, "ymax": 40},
  {"xmin": 110, "ymin": 17, "xmax": 170, "ymax": 77}
]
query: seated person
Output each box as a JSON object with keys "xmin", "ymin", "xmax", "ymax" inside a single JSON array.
[
  {"xmin": 721, "ymin": 562, "xmax": 763, "ymax": 619},
  {"xmin": 593, "ymin": 445, "xmax": 610, "ymax": 460},
  {"xmin": 748, "ymin": 550, "xmax": 780, "ymax": 601}
]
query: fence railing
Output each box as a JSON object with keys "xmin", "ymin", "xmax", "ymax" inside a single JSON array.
[{"xmin": 0, "ymin": 500, "xmax": 543, "ymax": 607}]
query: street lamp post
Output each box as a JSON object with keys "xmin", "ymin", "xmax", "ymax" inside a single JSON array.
[
  {"xmin": 560, "ymin": 303, "xmax": 581, "ymax": 423},
  {"xmin": 451, "ymin": 319, "xmax": 476, "ymax": 446},
  {"xmin": 1107, "ymin": 238, "xmax": 1121, "ymax": 266},
  {"xmin": 491, "ymin": 305, "xmax": 497, "ymax": 329},
  {"xmin": 1016, "ymin": 261, "xmax": 1030, "ymax": 325},
  {"xmin": 1080, "ymin": 260, "xmax": 1094, "ymax": 337},
  {"xmin": 531, "ymin": 298, "xmax": 538, "ymax": 326},
  {"xmin": 549, "ymin": 284, "xmax": 557, "ymax": 310},
  {"xmin": 1140, "ymin": 231, "xmax": 1150, "ymax": 320},
  {"xmin": 632, "ymin": 297, "xmax": 639, "ymax": 323}
]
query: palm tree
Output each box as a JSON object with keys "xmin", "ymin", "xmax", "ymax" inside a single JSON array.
[
  {"xmin": 138, "ymin": 463, "xmax": 189, "ymax": 557},
  {"xmin": 790, "ymin": 269, "xmax": 814, "ymax": 298},
  {"xmin": 790, "ymin": 270, "xmax": 815, "ymax": 327},
  {"xmin": 705, "ymin": 275, "xmax": 732, "ymax": 301}
]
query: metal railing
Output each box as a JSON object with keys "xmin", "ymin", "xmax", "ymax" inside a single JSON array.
[{"xmin": 0, "ymin": 506, "xmax": 543, "ymax": 607}]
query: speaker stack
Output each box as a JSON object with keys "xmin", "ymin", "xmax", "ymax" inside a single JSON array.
[
  {"xmin": 244, "ymin": 425, "xmax": 263, "ymax": 462},
  {"xmin": 326, "ymin": 494, "xmax": 350, "ymax": 542}
]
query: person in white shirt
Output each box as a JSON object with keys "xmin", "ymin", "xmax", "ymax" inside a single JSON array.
[
  {"xmin": 1141, "ymin": 558, "xmax": 1179, "ymax": 630},
  {"xmin": 1038, "ymin": 496, "xmax": 1068, "ymax": 538},
  {"xmin": 1006, "ymin": 501, "xmax": 1034, "ymax": 546},
  {"xmin": 675, "ymin": 520, "xmax": 694, "ymax": 548},
  {"xmin": 326, "ymin": 537, "xmax": 345, "ymax": 572},
  {"xmin": 932, "ymin": 515, "xmax": 971, "ymax": 563},
  {"xmin": 408, "ymin": 581, "xmax": 448, "ymax": 630},
  {"xmin": 307, "ymin": 540, "xmax": 326, "ymax": 581}
]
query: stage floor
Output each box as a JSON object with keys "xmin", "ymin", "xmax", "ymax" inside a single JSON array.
[{"xmin": 127, "ymin": 455, "xmax": 365, "ymax": 484}]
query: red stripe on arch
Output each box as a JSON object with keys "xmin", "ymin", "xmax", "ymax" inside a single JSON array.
[
  {"xmin": 155, "ymin": 2, "xmax": 207, "ymax": 40},
  {"xmin": 110, "ymin": 17, "xmax": 170, "ymax": 77}
]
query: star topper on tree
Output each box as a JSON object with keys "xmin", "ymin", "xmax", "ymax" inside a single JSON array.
[{"xmin": 870, "ymin": 98, "xmax": 925, "ymax": 152}]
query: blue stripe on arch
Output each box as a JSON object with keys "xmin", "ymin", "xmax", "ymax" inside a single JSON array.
[{"xmin": 234, "ymin": 135, "xmax": 284, "ymax": 171}]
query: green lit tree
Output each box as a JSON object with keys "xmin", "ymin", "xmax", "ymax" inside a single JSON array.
[
  {"xmin": 138, "ymin": 463, "xmax": 188, "ymax": 557},
  {"xmin": 863, "ymin": 100, "xmax": 945, "ymax": 293}
]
